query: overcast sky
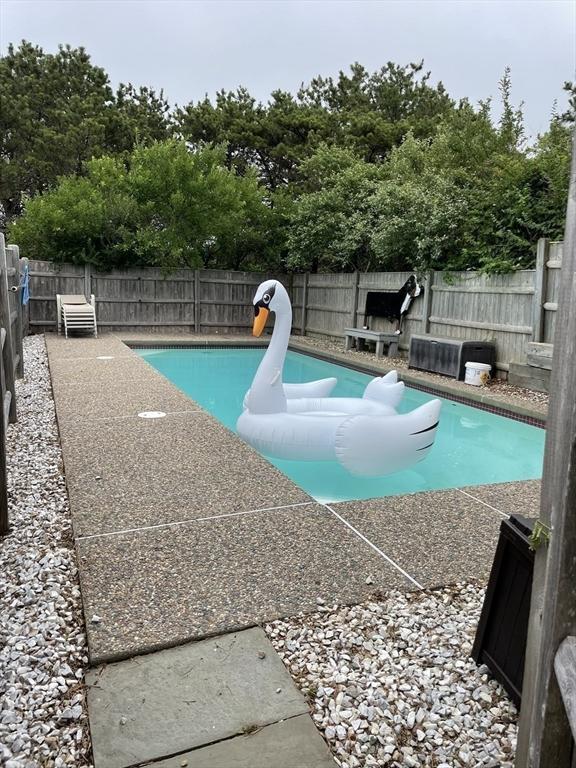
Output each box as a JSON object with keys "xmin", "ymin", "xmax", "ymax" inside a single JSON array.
[{"xmin": 1, "ymin": 0, "xmax": 575, "ymax": 137}]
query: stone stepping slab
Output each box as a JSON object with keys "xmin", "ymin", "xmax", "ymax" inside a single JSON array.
[{"xmin": 86, "ymin": 628, "xmax": 332, "ymax": 768}]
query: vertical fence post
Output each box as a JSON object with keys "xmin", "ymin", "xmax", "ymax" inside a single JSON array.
[
  {"xmin": 532, "ymin": 238, "xmax": 549, "ymax": 343},
  {"xmin": 301, "ymin": 272, "xmax": 309, "ymax": 336},
  {"xmin": 7, "ymin": 245, "xmax": 24, "ymax": 378},
  {"xmin": 0, "ymin": 236, "xmax": 17, "ymax": 424},
  {"xmin": 194, "ymin": 270, "xmax": 200, "ymax": 333},
  {"xmin": 83, "ymin": 263, "xmax": 92, "ymax": 300},
  {"xmin": 0, "ymin": 352, "xmax": 8, "ymax": 534},
  {"xmin": 515, "ymin": 134, "xmax": 576, "ymax": 768},
  {"xmin": 287, "ymin": 272, "xmax": 294, "ymax": 333},
  {"xmin": 351, "ymin": 270, "xmax": 360, "ymax": 328},
  {"xmin": 19, "ymin": 257, "xmax": 29, "ymax": 338},
  {"xmin": 421, "ymin": 271, "xmax": 433, "ymax": 335},
  {"xmin": 0, "ymin": 238, "xmax": 9, "ymax": 534}
]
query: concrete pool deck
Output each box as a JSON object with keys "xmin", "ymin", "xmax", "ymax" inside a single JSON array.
[{"xmin": 45, "ymin": 331, "xmax": 544, "ymax": 766}]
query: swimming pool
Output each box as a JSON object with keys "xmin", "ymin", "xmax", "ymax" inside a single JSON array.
[{"xmin": 137, "ymin": 347, "xmax": 545, "ymax": 503}]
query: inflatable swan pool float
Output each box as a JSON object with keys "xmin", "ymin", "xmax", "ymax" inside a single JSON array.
[{"xmin": 237, "ymin": 280, "xmax": 441, "ymax": 476}]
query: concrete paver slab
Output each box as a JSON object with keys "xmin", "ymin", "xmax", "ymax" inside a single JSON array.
[
  {"xmin": 461, "ymin": 479, "xmax": 541, "ymax": 519},
  {"xmin": 150, "ymin": 715, "xmax": 335, "ymax": 768},
  {"xmin": 331, "ymin": 489, "xmax": 502, "ymax": 587},
  {"xmin": 86, "ymin": 628, "xmax": 310, "ymax": 768},
  {"xmin": 53, "ymin": 379, "xmax": 200, "ymax": 425},
  {"xmin": 45, "ymin": 333, "xmax": 131, "ymax": 360},
  {"xmin": 47, "ymin": 334, "xmax": 203, "ymax": 424},
  {"xmin": 61, "ymin": 410, "xmax": 310, "ymax": 536},
  {"xmin": 48, "ymin": 354, "xmax": 166, "ymax": 388},
  {"xmin": 77, "ymin": 505, "xmax": 410, "ymax": 663}
]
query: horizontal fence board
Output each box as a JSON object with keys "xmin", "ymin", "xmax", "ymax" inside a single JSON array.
[
  {"xmin": 33, "ymin": 296, "xmax": 194, "ymax": 305},
  {"xmin": 432, "ymin": 285, "xmax": 535, "ymax": 295},
  {"xmin": 198, "ymin": 277, "xmax": 267, "ymax": 286},
  {"xmin": 306, "ymin": 305, "xmax": 351, "ymax": 314},
  {"xmin": 306, "ymin": 327, "xmax": 343, "ymax": 338},
  {"xmin": 429, "ymin": 315, "xmax": 533, "ymax": 334},
  {"xmin": 29, "ymin": 271, "xmax": 85, "ymax": 278}
]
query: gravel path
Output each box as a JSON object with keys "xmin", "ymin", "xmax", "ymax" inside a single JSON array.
[
  {"xmin": 0, "ymin": 336, "xmax": 92, "ymax": 768},
  {"xmin": 266, "ymin": 584, "xmax": 517, "ymax": 768}
]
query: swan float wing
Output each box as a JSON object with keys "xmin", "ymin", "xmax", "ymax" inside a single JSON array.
[
  {"xmin": 334, "ymin": 399, "xmax": 442, "ymax": 477},
  {"xmin": 283, "ymin": 378, "xmax": 337, "ymax": 398},
  {"xmin": 243, "ymin": 378, "xmax": 338, "ymax": 410}
]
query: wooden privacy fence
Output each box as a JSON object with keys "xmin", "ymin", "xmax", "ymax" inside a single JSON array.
[
  {"xmin": 24, "ymin": 238, "xmax": 562, "ymax": 372},
  {"xmin": 28, "ymin": 263, "xmax": 286, "ymax": 335},
  {"xmin": 0, "ymin": 235, "xmax": 27, "ymax": 535},
  {"xmin": 288, "ymin": 240, "xmax": 562, "ymax": 373}
]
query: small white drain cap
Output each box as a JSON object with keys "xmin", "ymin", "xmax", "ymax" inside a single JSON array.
[
  {"xmin": 97, "ymin": 356, "xmax": 114, "ymax": 360},
  {"xmin": 138, "ymin": 411, "xmax": 166, "ymax": 419}
]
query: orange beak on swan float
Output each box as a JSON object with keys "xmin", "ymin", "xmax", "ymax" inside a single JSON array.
[{"xmin": 253, "ymin": 307, "xmax": 269, "ymax": 337}]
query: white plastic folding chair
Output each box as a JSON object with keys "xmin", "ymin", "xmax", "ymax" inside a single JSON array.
[{"xmin": 56, "ymin": 295, "xmax": 97, "ymax": 338}]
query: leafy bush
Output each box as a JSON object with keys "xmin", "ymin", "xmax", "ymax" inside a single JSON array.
[{"xmin": 10, "ymin": 141, "xmax": 281, "ymax": 270}]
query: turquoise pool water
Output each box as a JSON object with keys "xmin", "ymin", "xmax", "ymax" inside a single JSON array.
[{"xmin": 137, "ymin": 347, "xmax": 545, "ymax": 503}]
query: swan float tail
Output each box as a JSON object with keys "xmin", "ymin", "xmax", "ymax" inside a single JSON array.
[
  {"xmin": 362, "ymin": 371, "xmax": 405, "ymax": 409},
  {"xmin": 334, "ymin": 399, "xmax": 441, "ymax": 477}
]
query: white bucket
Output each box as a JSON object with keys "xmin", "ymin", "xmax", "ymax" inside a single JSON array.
[{"xmin": 465, "ymin": 361, "xmax": 491, "ymax": 386}]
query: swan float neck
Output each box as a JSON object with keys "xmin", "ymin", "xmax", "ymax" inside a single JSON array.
[{"xmin": 245, "ymin": 280, "xmax": 291, "ymax": 414}]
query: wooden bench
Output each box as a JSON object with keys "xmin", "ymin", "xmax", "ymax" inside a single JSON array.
[{"xmin": 344, "ymin": 328, "xmax": 399, "ymax": 358}]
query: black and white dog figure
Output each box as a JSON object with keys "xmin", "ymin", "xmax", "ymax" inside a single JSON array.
[{"xmin": 363, "ymin": 275, "xmax": 423, "ymax": 335}]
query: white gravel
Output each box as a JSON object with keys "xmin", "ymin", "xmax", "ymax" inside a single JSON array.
[
  {"xmin": 0, "ymin": 336, "xmax": 92, "ymax": 767},
  {"xmin": 266, "ymin": 583, "xmax": 518, "ymax": 767}
]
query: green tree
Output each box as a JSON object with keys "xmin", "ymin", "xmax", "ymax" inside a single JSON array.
[
  {"xmin": 175, "ymin": 87, "xmax": 330, "ymax": 190},
  {"xmin": 369, "ymin": 133, "xmax": 469, "ymax": 272},
  {"xmin": 175, "ymin": 61, "xmax": 454, "ymax": 193},
  {"xmin": 285, "ymin": 73, "xmax": 571, "ymax": 275},
  {"xmin": 529, "ymin": 118, "xmax": 572, "ymax": 238},
  {"xmin": 108, "ymin": 83, "xmax": 171, "ymax": 152},
  {"xmin": 0, "ymin": 41, "xmax": 171, "ymax": 225},
  {"xmin": 298, "ymin": 61, "xmax": 454, "ymax": 161},
  {"xmin": 7, "ymin": 156, "xmax": 136, "ymax": 265},
  {"xmin": 0, "ymin": 42, "xmax": 114, "ymax": 220}
]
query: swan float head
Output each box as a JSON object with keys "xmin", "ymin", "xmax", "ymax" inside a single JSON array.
[{"xmin": 252, "ymin": 280, "xmax": 290, "ymax": 336}]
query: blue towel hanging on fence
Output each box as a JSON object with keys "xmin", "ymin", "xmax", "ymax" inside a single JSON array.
[{"xmin": 20, "ymin": 263, "xmax": 30, "ymax": 306}]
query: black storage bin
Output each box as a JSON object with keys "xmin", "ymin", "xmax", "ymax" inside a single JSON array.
[
  {"xmin": 408, "ymin": 335, "xmax": 496, "ymax": 380},
  {"xmin": 472, "ymin": 515, "xmax": 535, "ymax": 706}
]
